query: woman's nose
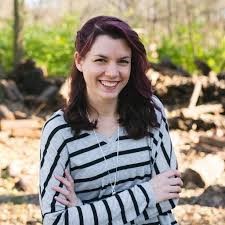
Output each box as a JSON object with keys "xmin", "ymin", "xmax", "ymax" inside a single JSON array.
[{"xmin": 105, "ymin": 63, "xmax": 119, "ymax": 77}]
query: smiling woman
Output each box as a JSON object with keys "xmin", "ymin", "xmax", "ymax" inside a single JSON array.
[{"xmin": 39, "ymin": 16, "xmax": 183, "ymax": 225}]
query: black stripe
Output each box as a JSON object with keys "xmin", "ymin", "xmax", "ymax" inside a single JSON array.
[
  {"xmin": 171, "ymin": 221, "xmax": 178, "ymax": 225},
  {"xmin": 119, "ymin": 132, "xmax": 157, "ymax": 145},
  {"xmin": 74, "ymin": 160, "xmax": 151, "ymax": 183},
  {"xmin": 52, "ymin": 213, "xmax": 62, "ymax": 225},
  {"xmin": 69, "ymin": 142, "xmax": 107, "ymax": 158},
  {"xmin": 90, "ymin": 203, "xmax": 98, "ymax": 225},
  {"xmin": 156, "ymin": 203, "xmax": 163, "ymax": 214},
  {"xmin": 51, "ymin": 173, "xmax": 65, "ymax": 212},
  {"xmin": 170, "ymin": 139, "xmax": 173, "ymax": 159},
  {"xmin": 143, "ymin": 222, "xmax": 160, "ymax": 225},
  {"xmin": 154, "ymin": 162, "xmax": 160, "ymax": 175},
  {"xmin": 161, "ymin": 142, "xmax": 170, "ymax": 166},
  {"xmin": 150, "ymin": 156, "xmax": 155, "ymax": 164},
  {"xmin": 143, "ymin": 209, "xmax": 149, "ymax": 220},
  {"xmin": 115, "ymin": 194, "xmax": 127, "ymax": 224},
  {"xmin": 148, "ymin": 132, "xmax": 158, "ymax": 145},
  {"xmin": 71, "ymin": 146, "xmax": 150, "ymax": 170},
  {"xmin": 150, "ymin": 156, "xmax": 154, "ymax": 164},
  {"xmin": 159, "ymin": 210, "xmax": 172, "ymax": 215},
  {"xmin": 41, "ymin": 133, "xmax": 89, "ymax": 199},
  {"xmin": 43, "ymin": 114, "xmax": 61, "ymax": 130},
  {"xmin": 169, "ymin": 199, "xmax": 176, "ymax": 209},
  {"xmin": 137, "ymin": 184, "xmax": 150, "ymax": 205},
  {"xmin": 65, "ymin": 209, "xmax": 69, "ymax": 225},
  {"xmin": 78, "ymin": 173, "xmax": 151, "ymax": 195},
  {"xmin": 41, "ymin": 140, "xmax": 67, "ymax": 198},
  {"xmin": 162, "ymin": 116, "xmax": 167, "ymax": 124},
  {"xmin": 102, "ymin": 199, "xmax": 112, "ymax": 225},
  {"xmin": 51, "ymin": 159, "xmax": 70, "ymax": 212},
  {"xmin": 131, "ymin": 220, "xmax": 135, "ymax": 224},
  {"xmin": 77, "ymin": 206, "xmax": 84, "ymax": 225},
  {"xmin": 128, "ymin": 189, "xmax": 140, "ymax": 216},
  {"xmin": 159, "ymin": 131, "xmax": 163, "ymax": 139},
  {"xmin": 162, "ymin": 116, "xmax": 169, "ymax": 132},
  {"xmin": 41, "ymin": 124, "xmax": 70, "ymax": 168},
  {"xmin": 116, "ymin": 135, "xmax": 130, "ymax": 140},
  {"xmin": 165, "ymin": 122, "xmax": 169, "ymax": 132}
]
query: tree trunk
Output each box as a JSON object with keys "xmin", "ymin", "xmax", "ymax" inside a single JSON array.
[
  {"xmin": 167, "ymin": 0, "xmax": 172, "ymax": 36},
  {"xmin": 13, "ymin": 0, "xmax": 24, "ymax": 69}
]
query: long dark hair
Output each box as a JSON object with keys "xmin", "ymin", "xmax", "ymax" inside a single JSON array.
[{"xmin": 63, "ymin": 16, "xmax": 159, "ymax": 139}]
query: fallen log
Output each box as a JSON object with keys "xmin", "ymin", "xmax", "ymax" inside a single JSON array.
[
  {"xmin": 199, "ymin": 136, "xmax": 225, "ymax": 148},
  {"xmin": 0, "ymin": 104, "xmax": 15, "ymax": 120},
  {"xmin": 0, "ymin": 119, "xmax": 43, "ymax": 131},
  {"xmin": 11, "ymin": 128, "xmax": 41, "ymax": 138},
  {"xmin": 182, "ymin": 104, "xmax": 224, "ymax": 119},
  {"xmin": 188, "ymin": 78, "xmax": 202, "ymax": 108},
  {"xmin": 194, "ymin": 143, "xmax": 223, "ymax": 153},
  {"xmin": 36, "ymin": 85, "xmax": 58, "ymax": 103},
  {"xmin": 0, "ymin": 79, "xmax": 23, "ymax": 101},
  {"xmin": 14, "ymin": 111, "xmax": 27, "ymax": 119}
]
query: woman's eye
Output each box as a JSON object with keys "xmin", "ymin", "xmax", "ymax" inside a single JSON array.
[
  {"xmin": 119, "ymin": 60, "xmax": 129, "ymax": 64},
  {"xmin": 95, "ymin": 59, "xmax": 106, "ymax": 62}
]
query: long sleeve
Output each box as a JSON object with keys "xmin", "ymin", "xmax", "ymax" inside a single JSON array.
[
  {"xmin": 150, "ymin": 97, "xmax": 179, "ymax": 214},
  {"xmin": 131, "ymin": 97, "xmax": 179, "ymax": 224},
  {"xmin": 39, "ymin": 117, "xmax": 157, "ymax": 225}
]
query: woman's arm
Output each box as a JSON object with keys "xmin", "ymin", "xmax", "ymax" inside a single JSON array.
[{"xmin": 138, "ymin": 97, "xmax": 181, "ymax": 220}]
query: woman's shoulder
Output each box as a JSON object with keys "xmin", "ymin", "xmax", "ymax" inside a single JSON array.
[
  {"xmin": 151, "ymin": 95, "xmax": 166, "ymax": 122},
  {"xmin": 42, "ymin": 109, "xmax": 70, "ymax": 136}
]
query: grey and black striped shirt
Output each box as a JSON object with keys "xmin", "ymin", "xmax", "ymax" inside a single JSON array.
[{"xmin": 39, "ymin": 97, "xmax": 179, "ymax": 225}]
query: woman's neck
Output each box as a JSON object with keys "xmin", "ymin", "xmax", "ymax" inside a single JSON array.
[{"xmin": 87, "ymin": 96, "xmax": 118, "ymax": 120}]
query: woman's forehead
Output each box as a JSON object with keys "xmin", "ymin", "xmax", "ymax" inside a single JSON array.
[{"xmin": 87, "ymin": 35, "xmax": 131, "ymax": 57}]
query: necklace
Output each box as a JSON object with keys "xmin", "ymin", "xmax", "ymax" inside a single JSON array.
[
  {"xmin": 88, "ymin": 113, "xmax": 120, "ymax": 195},
  {"xmin": 92, "ymin": 127, "xmax": 120, "ymax": 195}
]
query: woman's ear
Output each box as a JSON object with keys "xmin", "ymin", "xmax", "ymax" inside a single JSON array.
[{"xmin": 74, "ymin": 52, "xmax": 83, "ymax": 72}]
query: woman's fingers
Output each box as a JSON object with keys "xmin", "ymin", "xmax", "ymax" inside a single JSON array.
[
  {"xmin": 165, "ymin": 169, "xmax": 181, "ymax": 178},
  {"xmin": 54, "ymin": 174, "xmax": 72, "ymax": 190},
  {"xmin": 169, "ymin": 177, "xmax": 183, "ymax": 186},
  {"xmin": 52, "ymin": 186, "xmax": 70, "ymax": 197},
  {"xmin": 167, "ymin": 192, "xmax": 180, "ymax": 199},
  {"xmin": 52, "ymin": 170, "xmax": 77, "ymax": 207},
  {"xmin": 168, "ymin": 185, "xmax": 182, "ymax": 193},
  {"xmin": 54, "ymin": 196, "xmax": 70, "ymax": 206},
  {"xmin": 150, "ymin": 169, "xmax": 183, "ymax": 203}
]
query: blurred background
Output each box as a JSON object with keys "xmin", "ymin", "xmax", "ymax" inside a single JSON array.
[{"xmin": 0, "ymin": 0, "xmax": 225, "ymax": 225}]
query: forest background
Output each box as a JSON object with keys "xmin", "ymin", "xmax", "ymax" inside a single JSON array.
[{"xmin": 1, "ymin": 0, "xmax": 225, "ymax": 77}]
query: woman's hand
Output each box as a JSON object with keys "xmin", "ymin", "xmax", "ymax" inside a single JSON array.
[
  {"xmin": 150, "ymin": 169, "xmax": 183, "ymax": 203},
  {"xmin": 52, "ymin": 169, "xmax": 77, "ymax": 207}
]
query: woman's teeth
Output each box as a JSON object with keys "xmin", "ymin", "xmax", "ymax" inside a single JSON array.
[{"xmin": 100, "ymin": 80, "xmax": 118, "ymax": 87}]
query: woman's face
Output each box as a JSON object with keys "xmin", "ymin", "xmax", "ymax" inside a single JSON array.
[{"xmin": 75, "ymin": 35, "xmax": 132, "ymax": 103}]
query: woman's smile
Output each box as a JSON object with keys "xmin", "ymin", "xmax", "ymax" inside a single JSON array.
[{"xmin": 99, "ymin": 80, "xmax": 120, "ymax": 87}]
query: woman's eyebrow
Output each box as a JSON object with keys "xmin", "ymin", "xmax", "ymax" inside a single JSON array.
[
  {"xmin": 93, "ymin": 54, "xmax": 108, "ymax": 58},
  {"xmin": 94, "ymin": 54, "xmax": 131, "ymax": 59},
  {"xmin": 120, "ymin": 56, "xmax": 131, "ymax": 60}
]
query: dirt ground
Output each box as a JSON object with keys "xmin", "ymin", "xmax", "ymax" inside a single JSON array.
[{"xmin": 0, "ymin": 128, "xmax": 225, "ymax": 225}]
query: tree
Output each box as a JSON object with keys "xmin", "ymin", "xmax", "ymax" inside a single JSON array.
[{"xmin": 13, "ymin": 0, "xmax": 24, "ymax": 69}]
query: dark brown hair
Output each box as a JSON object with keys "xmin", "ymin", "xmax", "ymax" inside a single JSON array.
[{"xmin": 63, "ymin": 16, "xmax": 159, "ymax": 139}]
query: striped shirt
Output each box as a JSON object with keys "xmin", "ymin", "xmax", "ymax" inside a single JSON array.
[{"xmin": 39, "ymin": 96, "xmax": 179, "ymax": 225}]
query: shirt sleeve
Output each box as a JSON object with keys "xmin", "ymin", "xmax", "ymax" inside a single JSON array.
[
  {"xmin": 146, "ymin": 96, "xmax": 179, "ymax": 216},
  {"xmin": 128, "ymin": 97, "xmax": 179, "ymax": 224},
  {"xmin": 39, "ymin": 121, "xmax": 157, "ymax": 225}
]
